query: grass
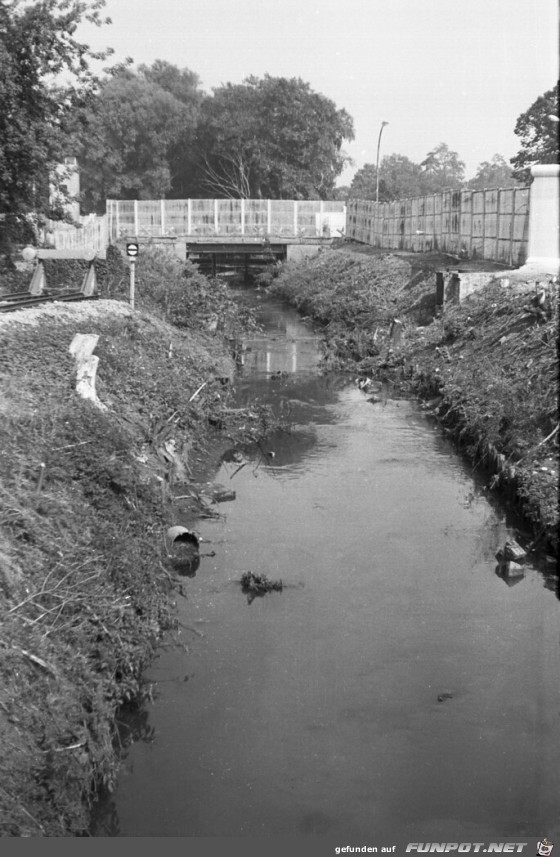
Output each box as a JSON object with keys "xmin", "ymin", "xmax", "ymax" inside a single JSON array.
[{"xmin": 0, "ymin": 246, "xmax": 273, "ymax": 836}]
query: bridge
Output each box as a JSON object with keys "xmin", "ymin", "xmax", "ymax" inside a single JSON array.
[
  {"xmin": 45, "ymin": 167, "xmax": 560, "ymax": 274},
  {"xmin": 106, "ymin": 198, "xmax": 346, "ymax": 275}
]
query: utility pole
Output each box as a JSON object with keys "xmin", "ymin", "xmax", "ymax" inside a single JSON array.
[{"xmin": 376, "ymin": 121, "xmax": 389, "ymax": 204}]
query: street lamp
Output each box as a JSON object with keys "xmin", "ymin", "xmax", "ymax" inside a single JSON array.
[{"xmin": 376, "ymin": 120, "xmax": 389, "ymax": 203}]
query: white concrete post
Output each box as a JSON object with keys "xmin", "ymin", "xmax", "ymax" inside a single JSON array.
[
  {"xmin": 524, "ymin": 164, "xmax": 560, "ymax": 274},
  {"xmin": 134, "ymin": 200, "xmax": 139, "ymax": 237},
  {"xmin": 69, "ymin": 334, "xmax": 107, "ymax": 411}
]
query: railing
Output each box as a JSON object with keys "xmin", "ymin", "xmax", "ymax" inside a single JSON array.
[
  {"xmin": 45, "ymin": 188, "xmax": 534, "ymax": 269},
  {"xmin": 46, "ymin": 214, "xmax": 109, "ymax": 257},
  {"xmin": 106, "ymin": 199, "xmax": 346, "ymax": 241},
  {"xmin": 346, "ymin": 186, "xmax": 530, "ymax": 266}
]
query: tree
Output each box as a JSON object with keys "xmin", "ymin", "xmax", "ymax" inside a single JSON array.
[
  {"xmin": 347, "ymin": 164, "xmax": 377, "ymax": 199},
  {"xmin": 0, "ymin": 0, "xmax": 113, "ymax": 237},
  {"xmin": 510, "ymin": 82, "xmax": 559, "ymax": 183},
  {"xmin": 348, "ymin": 152, "xmax": 439, "ymax": 201},
  {"xmin": 420, "ymin": 142, "xmax": 465, "ymax": 192},
  {"xmin": 467, "ymin": 154, "xmax": 517, "ymax": 190},
  {"xmin": 138, "ymin": 60, "xmax": 203, "ymax": 197},
  {"xmin": 77, "ymin": 69, "xmax": 196, "ymax": 212},
  {"xmin": 193, "ymin": 75, "xmax": 355, "ymax": 199}
]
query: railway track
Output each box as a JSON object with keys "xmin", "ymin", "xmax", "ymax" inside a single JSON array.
[{"xmin": 0, "ymin": 291, "xmax": 100, "ymax": 313}]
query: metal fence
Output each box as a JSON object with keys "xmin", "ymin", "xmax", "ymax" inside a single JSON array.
[
  {"xmin": 106, "ymin": 198, "xmax": 346, "ymax": 241},
  {"xmin": 346, "ymin": 186, "xmax": 530, "ymax": 266}
]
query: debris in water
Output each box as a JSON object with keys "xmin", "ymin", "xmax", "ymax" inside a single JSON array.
[
  {"xmin": 495, "ymin": 559, "xmax": 525, "ymax": 584},
  {"xmin": 240, "ymin": 571, "xmax": 283, "ymax": 604},
  {"xmin": 495, "ymin": 539, "xmax": 526, "ymax": 563},
  {"xmin": 165, "ymin": 526, "xmax": 200, "ymax": 576},
  {"xmin": 437, "ymin": 692, "xmax": 454, "ymax": 703}
]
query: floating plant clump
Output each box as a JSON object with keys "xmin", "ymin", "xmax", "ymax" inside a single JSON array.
[{"xmin": 240, "ymin": 571, "xmax": 283, "ymax": 603}]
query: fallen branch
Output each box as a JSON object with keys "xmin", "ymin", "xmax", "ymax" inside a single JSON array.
[
  {"xmin": 535, "ymin": 423, "xmax": 559, "ymax": 449},
  {"xmin": 189, "ymin": 381, "xmax": 208, "ymax": 402},
  {"xmin": 12, "ymin": 646, "xmax": 57, "ymax": 678}
]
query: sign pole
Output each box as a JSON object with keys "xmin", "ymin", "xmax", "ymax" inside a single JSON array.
[
  {"xmin": 125, "ymin": 240, "xmax": 139, "ymax": 308},
  {"xmin": 130, "ymin": 259, "xmax": 135, "ymax": 309}
]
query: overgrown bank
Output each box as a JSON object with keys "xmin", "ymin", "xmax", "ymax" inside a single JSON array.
[
  {"xmin": 265, "ymin": 243, "xmax": 559, "ymax": 559},
  {"xmin": 0, "ymin": 248, "xmax": 272, "ymax": 836}
]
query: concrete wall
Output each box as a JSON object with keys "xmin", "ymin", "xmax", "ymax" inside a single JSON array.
[{"xmin": 346, "ymin": 186, "xmax": 530, "ymax": 267}]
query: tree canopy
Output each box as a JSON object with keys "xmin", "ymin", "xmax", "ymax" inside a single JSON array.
[
  {"xmin": 467, "ymin": 154, "xmax": 517, "ymax": 190},
  {"xmin": 510, "ymin": 82, "xmax": 559, "ymax": 183},
  {"xmin": 193, "ymin": 75, "xmax": 355, "ymax": 199},
  {"xmin": 348, "ymin": 145, "xmax": 465, "ymax": 201},
  {"xmin": 77, "ymin": 69, "xmax": 200, "ymax": 212},
  {"xmin": 348, "ymin": 154, "xmax": 425, "ymax": 201},
  {"xmin": 0, "ymin": 0, "xmax": 113, "ymax": 232},
  {"xmin": 419, "ymin": 142, "xmax": 465, "ymax": 192}
]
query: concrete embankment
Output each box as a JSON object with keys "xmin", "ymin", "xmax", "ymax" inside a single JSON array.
[{"xmin": 266, "ymin": 242, "xmax": 559, "ymax": 559}]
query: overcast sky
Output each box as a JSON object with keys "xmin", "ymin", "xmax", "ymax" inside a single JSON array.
[{"xmin": 79, "ymin": 0, "xmax": 559, "ymax": 185}]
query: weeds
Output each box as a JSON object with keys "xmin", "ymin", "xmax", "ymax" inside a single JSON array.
[{"xmin": 0, "ymin": 246, "xmax": 273, "ymax": 835}]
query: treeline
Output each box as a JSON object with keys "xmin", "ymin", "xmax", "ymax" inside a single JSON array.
[
  {"xmin": 346, "ymin": 148, "xmax": 517, "ymax": 202},
  {"xmin": 75, "ymin": 64, "xmax": 355, "ymax": 212},
  {"xmin": 0, "ymin": 0, "xmax": 558, "ymax": 239}
]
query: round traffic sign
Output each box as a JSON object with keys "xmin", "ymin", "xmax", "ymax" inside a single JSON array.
[{"xmin": 126, "ymin": 242, "xmax": 139, "ymax": 257}]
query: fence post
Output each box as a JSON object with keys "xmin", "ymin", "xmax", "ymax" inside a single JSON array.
[
  {"xmin": 241, "ymin": 198, "xmax": 245, "ymax": 235},
  {"xmin": 161, "ymin": 200, "xmax": 165, "ymax": 236},
  {"xmin": 187, "ymin": 199, "xmax": 192, "ymax": 234},
  {"xmin": 469, "ymin": 191, "xmax": 474, "ymax": 258},
  {"xmin": 509, "ymin": 189, "xmax": 516, "ymax": 266},
  {"xmin": 481, "ymin": 191, "xmax": 486, "ymax": 260},
  {"xmin": 495, "ymin": 189, "xmax": 501, "ymax": 263},
  {"xmin": 214, "ymin": 200, "xmax": 219, "ymax": 234}
]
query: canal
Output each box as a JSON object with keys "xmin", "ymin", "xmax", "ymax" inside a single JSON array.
[{"xmin": 92, "ymin": 287, "xmax": 560, "ymax": 839}]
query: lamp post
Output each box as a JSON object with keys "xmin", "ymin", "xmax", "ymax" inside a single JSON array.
[{"xmin": 376, "ymin": 121, "xmax": 389, "ymax": 203}]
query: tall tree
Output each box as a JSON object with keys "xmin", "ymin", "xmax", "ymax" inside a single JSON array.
[
  {"xmin": 420, "ymin": 142, "xmax": 465, "ymax": 192},
  {"xmin": 77, "ymin": 68, "xmax": 197, "ymax": 212},
  {"xmin": 348, "ymin": 151, "xmax": 450, "ymax": 201},
  {"xmin": 0, "ymin": 0, "xmax": 113, "ymax": 237},
  {"xmin": 510, "ymin": 82, "xmax": 559, "ymax": 183},
  {"xmin": 467, "ymin": 154, "xmax": 517, "ymax": 190},
  {"xmin": 194, "ymin": 75, "xmax": 354, "ymax": 199},
  {"xmin": 138, "ymin": 60, "xmax": 203, "ymax": 197}
]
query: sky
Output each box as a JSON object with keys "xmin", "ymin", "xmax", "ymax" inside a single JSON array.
[{"xmin": 78, "ymin": 0, "xmax": 559, "ymax": 186}]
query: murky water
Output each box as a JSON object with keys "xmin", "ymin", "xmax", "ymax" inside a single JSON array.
[{"xmin": 92, "ymin": 289, "xmax": 559, "ymax": 839}]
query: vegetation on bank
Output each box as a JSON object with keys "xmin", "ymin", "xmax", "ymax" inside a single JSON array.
[
  {"xmin": 0, "ymin": 247, "xmax": 270, "ymax": 836},
  {"xmin": 266, "ymin": 245, "xmax": 559, "ymax": 557}
]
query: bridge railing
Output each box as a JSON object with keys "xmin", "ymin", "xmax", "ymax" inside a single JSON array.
[
  {"xmin": 106, "ymin": 199, "xmax": 346, "ymax": 241},
  {"xmin": 346, "ymin": 186, "xmax": 530, "ymax": 266}
]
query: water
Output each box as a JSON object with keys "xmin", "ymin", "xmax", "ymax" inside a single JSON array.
[{"xmin": 92, "ymin": 290, "xmax": 560, "ymax": 839}]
